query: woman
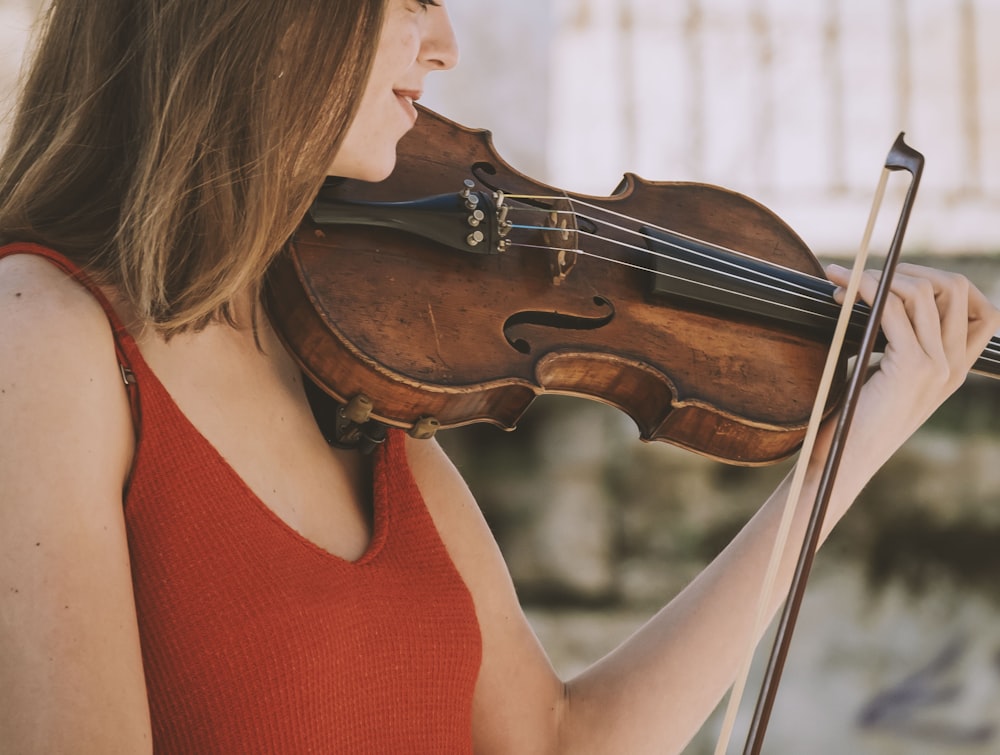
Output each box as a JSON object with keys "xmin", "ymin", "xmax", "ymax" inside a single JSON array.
[{"xmin": 0, "ymin": 0, "xmax": 996, "ymax": 752}]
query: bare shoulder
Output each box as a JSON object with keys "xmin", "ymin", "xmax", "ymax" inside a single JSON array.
[
  {"xmin": 0, "ymin": 251, "xmax": 133, "ymax": 480},
  {"xmin": 0, "ymin": 253, "xmax": 150, "ymax": 751},
  {"xmin": 0, "ymin": 251, "xmax": 117, "ymax": 341}
]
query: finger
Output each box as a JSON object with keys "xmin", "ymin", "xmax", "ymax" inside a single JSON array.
[
  {"xmin": 895, "ymin": 262, "xmax": 965, "ymax": 317},
  {"xmin": 825, "ymin": 264, "xmax": 918, "ymax": 360},
  {"xmin": 824, "ymin": 264, "xmax": 854, "ymax": 305},
  {"xmin": 895, "ymin": 263, "xmax": 999, "ymax": 373},
  {"xmin": 959, "ymin": 274, "xmax": 1000, "ymax": 352},
  {"xmin": 882, "ymin": 269, "xmax": 950, "ymax": 365},
  {"xmin": 840, "ymin": 267, "xmax": 928, "ymax": 362}
]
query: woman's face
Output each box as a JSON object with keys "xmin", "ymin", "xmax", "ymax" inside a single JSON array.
[{"xmin": 328, "ymin": 0, "xmax": 458, "ymax": 181}]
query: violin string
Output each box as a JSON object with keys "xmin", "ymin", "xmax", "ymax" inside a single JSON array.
[{"xmin": 501, "ymin": 195, "xmax": 1000, "ymax": 369}]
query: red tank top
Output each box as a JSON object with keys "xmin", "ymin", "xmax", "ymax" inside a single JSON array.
[{"xmin": 1, "ymin": 243, "xmax": 482, "ymax": 753}]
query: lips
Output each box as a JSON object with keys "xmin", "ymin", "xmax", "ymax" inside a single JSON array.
[{"xmin": 394, "ymin": 89, "xmax": 421, "ymax": 122}]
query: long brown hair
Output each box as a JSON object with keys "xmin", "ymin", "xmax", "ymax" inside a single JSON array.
[{"xmin": 0, "ymin": 0, "xmax": 386, "ymax": 334}]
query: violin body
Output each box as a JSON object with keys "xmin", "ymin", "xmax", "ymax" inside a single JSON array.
[{"xmin": 266, "ymin": 107, "xmax": 845, "ymax": 465}]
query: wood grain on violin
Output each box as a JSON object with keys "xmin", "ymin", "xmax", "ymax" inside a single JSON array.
[{"xmin": 265, "ymin": 107, "xmax": 1000, "ymax": 466}]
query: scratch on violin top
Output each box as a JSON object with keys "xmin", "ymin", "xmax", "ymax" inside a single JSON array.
[{"xmin": 427, "ymin": 303, "xmax": 449, "ymax": 368}]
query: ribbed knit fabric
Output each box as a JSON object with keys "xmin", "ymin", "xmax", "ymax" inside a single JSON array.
[{"xmin": 2, "ymin": 243, "xmax": 483, "ymax": 753}]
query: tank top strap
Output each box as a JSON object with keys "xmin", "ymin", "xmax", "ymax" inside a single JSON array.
[{"xmin": 0, "ymin": 242, "xmax": 144, "ymax": 426}]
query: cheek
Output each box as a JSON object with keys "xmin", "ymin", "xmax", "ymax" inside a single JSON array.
[{"xmin": 374, "ymin": 25, "xmax": 421, "ymax": 78}]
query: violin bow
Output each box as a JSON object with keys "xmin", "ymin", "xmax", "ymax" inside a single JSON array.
[{"xmin": 713, "ymin": 134, "xmax": 925, "ymax": 754}]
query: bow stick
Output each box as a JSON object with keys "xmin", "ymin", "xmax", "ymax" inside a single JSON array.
[{"xmin": 713, "ymin": 134, "xmax": 925, "ymax": 754}]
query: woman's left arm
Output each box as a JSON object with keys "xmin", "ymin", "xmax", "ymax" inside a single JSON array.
[{"xmin": 408, "ymin": 263, "xmax": 1000, "ymax": 754}]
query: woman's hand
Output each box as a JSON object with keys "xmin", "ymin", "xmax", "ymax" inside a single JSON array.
[{"xmin": 823, "ymin": 262, "xmax": 1000, "ymax": 500}]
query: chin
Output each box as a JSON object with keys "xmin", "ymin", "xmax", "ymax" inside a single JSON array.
[
  {"xmin": 361, "ymin": 161, "xmax": 397, "ymax": 183},
  {"xmin": 329, "ymin": 150, "xmax": 399, "ymax": 184}
]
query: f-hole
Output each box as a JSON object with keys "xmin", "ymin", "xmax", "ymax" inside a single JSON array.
[{"xmin": 503, "ymin": 296, "xmax": 615, "ymax": 354}]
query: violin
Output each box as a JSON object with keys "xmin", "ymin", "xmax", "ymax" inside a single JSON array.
[{"xmin": 265, "ymin": 105, "xmax": 1000, "ymax": 465}]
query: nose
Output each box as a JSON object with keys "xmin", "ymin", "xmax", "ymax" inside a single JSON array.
[{"xmin": 421, "ymin": 6, "xmax": 459, "ymax": 71}]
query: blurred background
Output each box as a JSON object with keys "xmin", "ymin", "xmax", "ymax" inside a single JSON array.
[{"xmin": 3, "ymin": 0, "xmax": 999, "ymax": 752}]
